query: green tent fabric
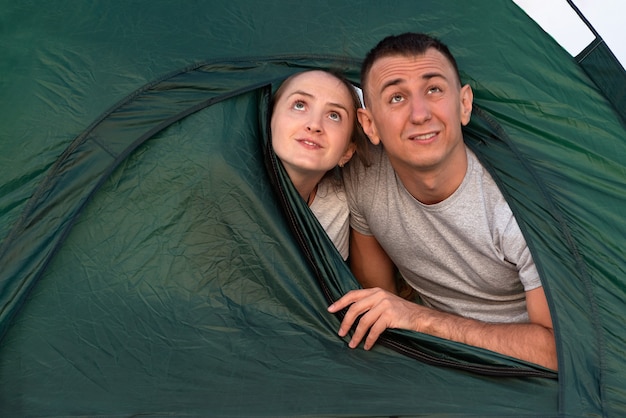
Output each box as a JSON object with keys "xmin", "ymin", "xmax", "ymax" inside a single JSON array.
[
  {"xmin": 567, "ymin": 0, "xmax": 626, "ymax": 126},
  {"xmin": 0, "ymin": 1, "xmax": 624, "ymax": 416}
]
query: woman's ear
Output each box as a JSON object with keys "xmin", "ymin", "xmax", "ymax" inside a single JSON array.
[
  {"xmin": 357, "ymin": 108, "xmax": 380, "ymax": 145},
  {"xmin": 338, "ymin": 142, "xmax": 357, "ymax": 167}
]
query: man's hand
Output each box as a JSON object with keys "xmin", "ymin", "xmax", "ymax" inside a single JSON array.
[
  {"xmin": 327, "ymin": 286, "xmax": 558, "ymax": 370},
  {"xmin": 327, "ymin": 287, "xmax": 423, "ymax": 350}
]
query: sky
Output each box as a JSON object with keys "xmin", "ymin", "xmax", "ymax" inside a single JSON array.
[{"xmin": 513, "ymin": 0, "xmax": 625, "ymax": 68}]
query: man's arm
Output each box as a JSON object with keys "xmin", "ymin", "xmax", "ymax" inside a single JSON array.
[
  {"xmin": 327, "ymin": 286, "xmax": 557, "ymax": 370},
  {"xmin": 350, "ymin": 229, "xmax": 397, "ymax": 293}
]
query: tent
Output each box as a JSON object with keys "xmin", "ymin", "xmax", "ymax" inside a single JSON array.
[{"xmin": 1, "ymin": 1, "xmax": 624, "ymax": 416}]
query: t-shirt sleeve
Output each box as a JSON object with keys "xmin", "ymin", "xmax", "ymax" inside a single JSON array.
[
  {"xmin": 501, "ymin": 213, "xmax": 542, "ymax": 292},
  {"xmin": 309, "ymin": 179, "xmax": 350, "ymax": 260}
]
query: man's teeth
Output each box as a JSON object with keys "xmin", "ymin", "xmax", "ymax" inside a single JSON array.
[{"xmin": 414, "ymin": 133, "xmax": 436, "ymax": 140}]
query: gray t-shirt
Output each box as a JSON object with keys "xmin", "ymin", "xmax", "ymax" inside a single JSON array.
[
  {"xmin": 310, "ymin": 177, "xmax": 350, "ymax": 261},
  {"xmin": 344, "ymin": 145, "xmax": 540, "ymax": 323}
]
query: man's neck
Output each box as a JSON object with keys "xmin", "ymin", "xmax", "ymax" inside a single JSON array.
[{"xmin": 394, "ymin": 146, "xmax": 468, "ymax": 205}]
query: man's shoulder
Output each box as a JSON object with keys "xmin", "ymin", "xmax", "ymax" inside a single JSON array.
[
  {"xmin": 463, "ymin": 147, "xmax": 516, "ymax": 227},
  {"xmin": 343, "ymin": 143, "xmax": 392, "ymax": 219},
  {"xmin": 466, "ymin": 148, "xmax": 502, "ymax": 195},
  {"xmin": 350, "ymin": 143, "xmax": 386, "ymax": 173}
]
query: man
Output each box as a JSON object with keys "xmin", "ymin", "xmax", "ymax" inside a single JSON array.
[{"xmin": 327, "ymin": 33, "xmax": 557, "ymax": 370}]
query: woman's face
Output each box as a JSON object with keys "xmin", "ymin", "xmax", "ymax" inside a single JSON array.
[{"xmin": 271, "ymin": 71, "xmax": 356, "ymax": 181}]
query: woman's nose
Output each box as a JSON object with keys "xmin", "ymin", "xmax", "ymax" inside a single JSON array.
[{"xmin": 306, "ymin": 115, "xmax": 323, "ymax": 132}]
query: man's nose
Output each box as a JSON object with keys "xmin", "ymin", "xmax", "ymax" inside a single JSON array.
[{"xmin": 409, "ymin": 97, "xmax": 431, "ymax": 124}]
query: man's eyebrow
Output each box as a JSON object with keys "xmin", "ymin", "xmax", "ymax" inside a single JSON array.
[
  {"xmin": 380, "ymin": 78, "xmax": 403, "ymax": 93},
  {"xmin": 380, "ymin": 72, "xmax": 449, "ymax": 93},
  {"xmin": 288, "ymin": 90, "xmax": 350, "ymax": 113},
  {"xmin": 422, "ymin": 71, "xmax": 447, "ymax": 81}
]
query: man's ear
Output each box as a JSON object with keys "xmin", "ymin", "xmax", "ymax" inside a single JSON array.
[
  {"xmin": 357, "ymin": 108, "xmax": 380, "ymax": 145},
  {"xmin": 338, "ymin": 142, "xmax": 356, "ymax": 167},
  {"xmin": 460, "ymin": 84, "xmax": 473, "ymax": 126}
]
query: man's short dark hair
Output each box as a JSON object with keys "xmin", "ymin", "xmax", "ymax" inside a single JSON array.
[{"xmin": 360, "ymin": 32, "xmax": 462, "ymax": 103}]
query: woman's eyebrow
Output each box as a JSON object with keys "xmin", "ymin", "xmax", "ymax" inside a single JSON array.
[
  {"xmin": 288, "ymin": 90, "xmax": 314, "ymax": 99},
  {"xmin": 288, "ymin": 90, "xmax": 350, "ymax": 114}
]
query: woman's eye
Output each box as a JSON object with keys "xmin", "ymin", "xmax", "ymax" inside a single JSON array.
[
  {"xmin": 293, "ymin": 101, "xmax": 305, "ymax": 110},
  {"xmin": 390, "ymin": 94, "xmax": 404, "ymax": 103},
  {"xmin": 328, "ymin": 112, "xmax": 341, "ymax": 121}
]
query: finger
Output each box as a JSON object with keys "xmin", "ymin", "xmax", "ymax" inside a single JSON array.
[
  {"xmin": 337, "ymin": 302, "xmax": 367, "ymax": 337},
  {"xmin": 347, "ymin": 315, "xmax": 369, "ymax": 348},
  {"xmin": 327, "ymin": 289, "xmax": 365, "ymax": 313},
  {"xmin": 362, "ymin": 316, "xmax": 389, "ymax": 350},
  {"xmin": 348, "ymin": 308, "xmax": 382, "ymax": 349}
]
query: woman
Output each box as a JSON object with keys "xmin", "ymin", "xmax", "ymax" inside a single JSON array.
[{"xmin": 270, "ymin": 70, "xmax": 368, "ymax": 260}]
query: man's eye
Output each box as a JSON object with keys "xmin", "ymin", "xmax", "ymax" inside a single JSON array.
[
  {"xmin": 390, "ymin": 94, "xmax": 404, "ymax": 103},
  {"xmin": 428, "ymin": 87, "xmax": 442, "ymax": 94},
  {"xmin": 293, "ymin": 101, "xmax": 305, "ymax": 110}
]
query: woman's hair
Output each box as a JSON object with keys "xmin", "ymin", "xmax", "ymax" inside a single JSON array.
[{"xmin": 271, "ymin": 69, "xmax": 370, "ymax": 168}]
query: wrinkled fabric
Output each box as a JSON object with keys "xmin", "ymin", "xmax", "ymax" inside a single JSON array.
[{"xmin": 0, "ymin": 1, "xmax": 624, "ymax": 416}]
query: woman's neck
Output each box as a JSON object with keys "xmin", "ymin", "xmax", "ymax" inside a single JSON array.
[{"xmin": 289, "ymin": 171, "xmax": 322, "ymax": 206}]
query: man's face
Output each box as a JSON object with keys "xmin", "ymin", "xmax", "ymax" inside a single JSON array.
[{"xmin": 358, "ymin": 49, "xmax": 472, "ymax": 178}]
